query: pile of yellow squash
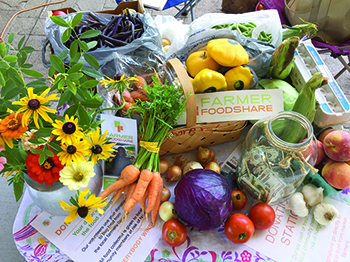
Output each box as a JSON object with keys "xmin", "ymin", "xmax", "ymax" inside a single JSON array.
[{"xmin": 185, "ymin": 38, "xmax": 253, "ymax": 93}]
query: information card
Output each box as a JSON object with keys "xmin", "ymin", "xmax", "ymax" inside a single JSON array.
[{"xmin": 31, "ymin": 197, "xmax": 162, "ymax": 262}]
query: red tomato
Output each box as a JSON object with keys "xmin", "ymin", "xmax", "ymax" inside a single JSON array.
[
  {"xmin": 248, "ymin": 202, "xmax": 276, "ymax": 230},
  {"xmin": 224, "ymin": 213, "xmax": 255, "ymax": 244},
  {"xmin": 162, "ymin": 218, "xmax": 187, "ymax": 247},
  {"xmin": 52, "ymin": 10, "xmax": 66, "ymax": 16},
  {"xmin": 231, "ymin": 190, "xmax": 247, "ymax": 210}
]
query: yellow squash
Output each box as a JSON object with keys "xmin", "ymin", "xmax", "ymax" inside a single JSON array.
[
  {"xmin": 225, "ymin": 66, "xmax": 253, "ymax": 90},
  {"xmin": 185, "ymin": 50, "xmax": 220, "ymax": 77},
  {"xmin": 191, "ymin": 69, "xmax": 227, "ymax": 93},
  {"xmin": 206, "ymin": 38, "xmax": 249, "ymax": 67}
]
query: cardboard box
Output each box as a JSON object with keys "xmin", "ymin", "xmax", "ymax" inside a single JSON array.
[
  {"xmin": 47, "ymin": 0, "xmax": 145, "ymax": 16},
  {"xmin": 289, "ymin": 39, "xmax": 350, "ymax": 128}
]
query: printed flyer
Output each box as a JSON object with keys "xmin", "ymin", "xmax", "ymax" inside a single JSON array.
[
  {"xmin": 31, "ymin": 196, "xmax": 162, "ymax": 262},
  {"xmin": 100, "ymin": 114, "xmax": 138, "ymax": 189},
  {"xmin": 245, "ymin": 197, "xmax": 350, "ymax": 262},
  {"xmin": 178, "ymin": 89, "xmax": 284, "ymax": 125}
]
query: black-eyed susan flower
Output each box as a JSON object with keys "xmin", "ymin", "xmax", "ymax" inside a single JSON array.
[
  {"xmin": 52, "ymin": 115, "xmax": 84, "ymax": 144},
  {"xmin": 57, "ymin": 137, "xmax": 89, "ymax": 165},
  {"xmin": 12, "ymin": 88, "xmax": 59, "ymax": 129},
  {"xmin": 100, "ymin": 74, "xmax": 138, "ymax": 92},
  {"xmin": 59, "ymin": 188, "xmax": 107, "ymax": 223},
  {"xmin": 59, "ymin": 160, "xmax": 95, "ymax": 190},
  {"xmin": 86, "ymin": 127, "xmax": 117, "ymax": 164}
]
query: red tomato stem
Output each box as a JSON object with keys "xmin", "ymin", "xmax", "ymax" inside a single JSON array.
[{"xmin": 238, "ymin": 232, "xmax": 247, "ymax": 240}]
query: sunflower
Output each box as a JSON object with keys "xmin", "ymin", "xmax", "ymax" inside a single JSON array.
[
  {"xmin": 86, "ymin": 127, "xmax": 117, "ymax": 164},
  {"xmin": 100, "ymin": 74, "xmax": 138, "ymax": 92},
  {"xmin": 52, "ymin": 115, "xmax": 84, "ymax": 144},
  {"xmin": 59, "ymin": 160, "xmax": 95, "ymax": 190},
  {"xmin": 0, "ymin": 113, "xmax": 29, "ymax": 139},
  {"xmin": 57, "ymin": 137, "xmax": 89, "ymax": 165},
  {"xmin": 59, "ymin": 188, "xmax": 107, "ymax": 223},
  {"xmin": 25, "ymin": 148, "xmax": 65, "ymax": 186},
  {"xmin": 12, "ymin": 87, "xmax": 59, "ymax": 128}
]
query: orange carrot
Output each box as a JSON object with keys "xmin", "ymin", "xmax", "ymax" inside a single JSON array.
[
  {"xmin": 145, "ymin": 172, "xmax": 162, "ymax": 215},
  {"xmin": 140, "ymin": 186, "xmax": 150, "ymax": 216},
  {"xmin": 99, "ymin": 165, "xmax": 140, "ymax": 199},
  {"xmin": 124, "ymin": 169, "xmax": 154, "ymax": 216},
  {"xmin": 122, "ymin": 90, "xmax": 135, "ymax": 103},
  {"xmin": 151, "ymin": 177, "xmax": 163, "ymax": 227},
  {"xmin": 123, "ymin": 183, "xmax": 137, "ymax": 215}
]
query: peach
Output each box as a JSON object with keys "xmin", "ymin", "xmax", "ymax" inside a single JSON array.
[
  {"xmin": 301, "ymin": 139, "xmax": 325, "ymax": 166},
  {"xmin": 323, "ymin": 130, "xmax": 350, "ymax": 162},
  {"xmin": 315, "ymin": 154, "xmax": 333, "ymax": 172},
  {"xmin": 318, "ymin": 128, "xmax": 337, "ymax": 144},
  {"xmin": 322, "ymin": 161, "xmax": 350, "ymax": 189}
]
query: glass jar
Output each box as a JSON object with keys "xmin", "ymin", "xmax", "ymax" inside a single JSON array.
[{"xmin": 236, "ymin": 111, "xmax": 318, "ymax": 205}]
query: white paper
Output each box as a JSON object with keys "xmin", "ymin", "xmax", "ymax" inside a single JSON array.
[
  {"xmin": 178, "ymin": 89, "xmax": 284, "ymax": 125},
  {"xmin": 30, "ymin": 197, "xmax": 162, "ymax": 262},
  {"xmin": 245, "ymin": 197, "xmax": 350, "ymax": 262},
  {"xmin": 143, "ymin": 0, "xmax": 168, "ymax": 11}
]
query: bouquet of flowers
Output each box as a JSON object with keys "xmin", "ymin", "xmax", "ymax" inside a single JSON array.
[{"xmin": 0, "ymin": 12, "xmax": 137, "ymax": 223}]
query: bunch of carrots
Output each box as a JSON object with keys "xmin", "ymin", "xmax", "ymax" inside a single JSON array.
[{"xmin": 100, "ymin": 75, "xmax": 188, "ymax": 227}]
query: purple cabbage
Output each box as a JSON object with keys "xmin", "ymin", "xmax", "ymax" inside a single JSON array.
[{"xmin": 174, "ymin": 169, "xmax": 232, "ymax": 230}]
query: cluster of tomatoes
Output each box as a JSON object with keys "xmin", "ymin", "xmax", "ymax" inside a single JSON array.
[
  {"xmin": 161, "ymin": 189, "xmax": 276, "ymax": 247},
  {"xmin": 224, "ymin": 190, "xmax": 276, "ymax": 244}
]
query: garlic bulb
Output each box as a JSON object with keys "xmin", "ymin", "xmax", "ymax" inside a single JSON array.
[
  {"xmin": 301, "ymin": 184, "xmax": 324, "ymax": 206},
  {"xmin": 313, "ymin": 202, "xmax": 339, "ymax": 226},
  {"xmin": 285, "ymin": 192, "xmax": 309, "ymax": 217},
  {"xmin": 182, "ymin": 161, "xmax": 203, "ymax": 175}
]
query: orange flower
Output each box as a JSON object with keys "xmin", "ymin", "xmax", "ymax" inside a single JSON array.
[{"xmin": 0, "ymin": 113, "xmax": 29, "ymax": 139}]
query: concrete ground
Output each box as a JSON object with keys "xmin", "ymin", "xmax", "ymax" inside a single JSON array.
[{"xmin": 0, "ymin": 0, "xmax": 349, "ymax": 261}]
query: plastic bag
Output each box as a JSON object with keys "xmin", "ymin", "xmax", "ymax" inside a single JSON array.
[
  {"xmin": 154, "ymin": 15, "xmax": 190, "ymax": 58},
  {"xmin": 44, "ymin": 11, "xmax": 164, "ymax": 68},
  {"xmin": 185, "ymin": 9, "xmax": 283, "ymax": 47},
  {"xmin": 168, "ymin": 29, "xmax": 276, "ymax": 78}
]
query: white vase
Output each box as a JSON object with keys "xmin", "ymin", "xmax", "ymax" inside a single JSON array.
[{"xmin": 24, "ymin": 163, "xmax": 103, "ymax": 216}]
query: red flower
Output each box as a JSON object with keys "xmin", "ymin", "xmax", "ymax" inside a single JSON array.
[{"xmin": 25, "ymin": 149, "xmax": 65, "ymax": 186}]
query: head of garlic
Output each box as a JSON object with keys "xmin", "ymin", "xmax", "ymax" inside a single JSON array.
[
  {"xmin": 301, "ymin": 184, "xmax": 324, "ymax": 206},
  {"xmin": 313, "ymin": 202, "xmax": 339, "ymax": 226},
  {"xmin": 285, "ymin": 192, "xmax": 309, "ymax": 217}
]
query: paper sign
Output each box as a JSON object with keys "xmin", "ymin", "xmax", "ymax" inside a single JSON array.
[
  {"xmin": 178, "ymin": 89, "xmax": 284, "ymax": 125},
  {"xmin": 31, "ymin": 197, "xmax": 162, "ymax": 262},
  {"xmin": 245, "ymin": 197, "xmax": 350, "ymax": 262},
  {"xmin": 100, "ymin": 115, "xmax": 138, "ymax": 189}
]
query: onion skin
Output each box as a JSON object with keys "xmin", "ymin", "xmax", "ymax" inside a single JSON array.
[
  {"xmin": 167, "ymin": 165, "xmax": 182, "ymax": 182},
  {"xmin": 159, "ymin": 157, "xmax": 170, "ymax": 174},
  {"xmin": 160, "ymin": 187, "xmax": 171, "ymax": 203}
]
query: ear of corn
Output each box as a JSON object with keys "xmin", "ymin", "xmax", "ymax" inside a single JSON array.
[
  {"xmin": 269, "ymin": 36, "xmax": 300, "ymax": 79},
  {"xmin": 282, "ymin": 19, "xmax": 318, "ymax": 41},
  {"xmin": 280, "ymin": 72, "xmax": 328, "ymax": 143}
]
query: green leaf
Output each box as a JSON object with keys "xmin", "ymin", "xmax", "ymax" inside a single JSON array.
[
  {"xmin": 17, "ymin": 50, "xmax": 27, "ymax": 67},
  {"xmin": 8, "ymin": 33, "xmax": 14, "ymax": 44},
  {"xmin": 67, "ymin": 62, "xmax": 83, "ymax": 74},
  {"xmin": 31, "ymin": 149, "xmax": 41, "ymax": 154},
  {"xmin": 58, "ymin": 89, "xmax": 72, "ymax": 106},
  {"xmin": 83, "ymin": 53, "xmax": 99, "ymax": 69},
  {"xmin": 50, "ymin": 54, "xmax": 65, "ymax": 73},
  {"xmin": 48, "ymin": 65, "xmax": 55, "ymax": 77},
  {"xmin": 29, "ymin": 138, "xmax": 47, "ymax": 145},
  {"xmin": 27, "ymin": 79, "xmax": 47, "ymax": 88},
  {"xmin": 82, "ymin": 67, "xmax": 102, "ymax": 78},
  {"xmin": 48, "ymin": 140, "xmax": 62, "ymax": 155},
  {"xmin": 45, "ymin": 149, "xmax": 54, "ymax": 157},
  {"xmin": 79, "ymin": 30, "xmax": 101, "ymax": 39},
  {"xmin": 87, "ymin": 41, "xmax": 97, "ymax": 50},
  {"xmin": 21, "ymin": 68, "xmax": 44, "ymax": 78},
  {"xmin": 50, "ymin": 15, "xmax": 69, "ymax": 27},
  {"xmin": 0, "ymin": 72, "xmax": 5, "ymax": 87},
  {"xmin": 22, "ymin": 63, "xmax": 33, "ymax": 68},
  {"xmin": 62, "ymin": 28, "xmax": 72, "ymax": 43},
  {"xmin": 0, "ymin": 42, "xmax": 7, "ymax": 58},
  {"xmin": 4, "ymin": 55, "xmax": 18, "ymax": 63},
  {"xmin": 67, "ymin": 72, "xmax": 84, "ymax": 80},
  {"xmin": 13, "ymin": 176, "xmax": 24, "ymax": 202},
  {"xmin": 0, "ymin": 61, "xmax": 9, "ymax": 69},
  {"xmin": 38, "ymin": 150, "xmax": 47, "ymax": 165},
  {"xmin": 81, "ymin": 98, "xmax": 103, "ymax": 108},
  {"xmin": 34, "ymin": 128, "xmax": 53, "ymax": 137},
  {"xmin": 71, "ymin": 12, "xmax": 83, "ymax": 27},
  {"xmin": 21, "ymin": 46, "xmax": 35, "ymax": 53},
  {"xmin": 59, "ymin": 49, "xmax": 69, "ymax": 60},
  {"xmin": 80, "ymin": 79, "xmax": 99, "ymax": 88},
  {"xmin": 17, "ymin": 36, "xmax": 25, "ymax": 50},
  {"xmin": 67, "ymin": 80, "xmax": 77, "ymax": 94},
  {"xmin": 6, "ymin": 67, "xmax": 25, "ymax": 87},
  {"xmin": 69, "ymin": 40, "xmax": 80, "ymax": 63},
  {"xmin": 78, "ymin": 104, "xmax": 90, "ymax": 125},
  {"xmin": 65, "ymin": 103, "xmax": 78, "ymax": 116},
  {"xmin": 78, "ymin": 41, "xmax": 89, "ymax": 52}
]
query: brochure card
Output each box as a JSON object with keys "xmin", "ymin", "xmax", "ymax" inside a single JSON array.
[
  {"xmin": 31, "ymin": 197, "xmax": 162, "ymax": 262},
  {"xmin": 100, "ymin": 115, "xmax": 138, "ymax": 190},
  {"xmin": 178, "ymin": 89, "xmax": 284, "ymax": 125}
]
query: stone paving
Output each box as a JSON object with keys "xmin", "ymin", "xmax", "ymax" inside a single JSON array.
[{"xmin": 0, "ymin": 0, "xmax": 349, "ymax": 261}]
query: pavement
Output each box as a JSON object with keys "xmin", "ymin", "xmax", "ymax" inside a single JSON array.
[{"xmin": 0, "ymin": 0, "xmax": 349, "ymax": 261}]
